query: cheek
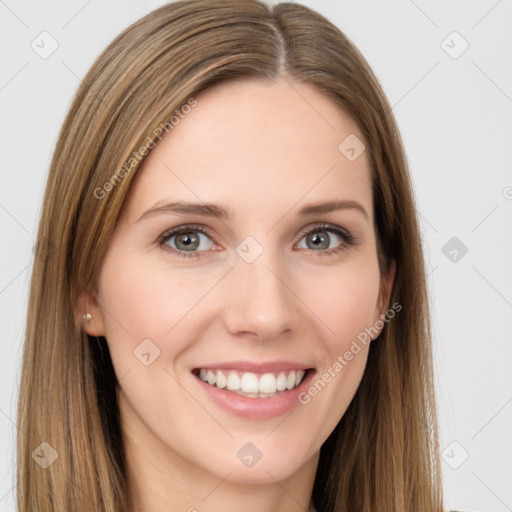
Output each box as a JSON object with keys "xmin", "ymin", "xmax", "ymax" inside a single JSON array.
[
  {"xmin": 294, "ymin": 258, "xmax": 380, "ymax": 425},
  {"xmin": 300, "ymin": 257, "xmax": 381, "ymax": 350},
  {"xmin": 97, "ymin": 252, "xmax": 208, "ymax": 347}
]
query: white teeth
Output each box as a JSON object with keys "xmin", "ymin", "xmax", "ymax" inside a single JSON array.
[
  {"xmin": 240, "ymin": 372, "xmax": 259, "ymax": 393},
  {"xmin": 196, "ymin": 368, "xmax": 308, "ymax": 396},
  {"xmin": 234, "ymin": 389, "xmax": 277, "ymax": 398},
  {"xmin": 286, "ymin": 371, "xmax": 296, "ymax": 390},
  {"xmin": 226, "ymin": 372, "xmax": 241, "ymax": 391},
  {"xmin": 206, "ymin": 370, "xmax": 216, "ymax": 385},
  {"xmin": 259, "ymin": 373, "xmax": 277, "ymax": 394},
  {"xmin": 216, "ymin": 370, "xmax": 227, "ymax": 389},
  {"xmin": 276, "ymin": 372, "xmax": 287, "ymax": 390}
]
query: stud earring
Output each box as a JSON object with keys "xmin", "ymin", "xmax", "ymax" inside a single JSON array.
[{"xmin": 83, "ymin": 313, "xmax": 92, "ymax": 322}]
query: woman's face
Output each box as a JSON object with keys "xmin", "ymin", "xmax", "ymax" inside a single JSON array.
[{"xmin": 84, "ymin": 77, "xmax": 394, "ymax": 485}]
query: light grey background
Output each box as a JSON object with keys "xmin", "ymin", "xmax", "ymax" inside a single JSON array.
[{"xmin": 1, "ymin": 1, "xmax": 511, "ymax": 511}]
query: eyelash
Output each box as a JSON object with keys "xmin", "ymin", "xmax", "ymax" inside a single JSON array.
[{"xmin": 157, "ymin": 222, "xmax": 355, "ymax": 259}]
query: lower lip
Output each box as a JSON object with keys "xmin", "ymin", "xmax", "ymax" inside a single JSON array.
[{"xmin": 193, "ymin": 370, "xmax": 315, "ymax": 420}]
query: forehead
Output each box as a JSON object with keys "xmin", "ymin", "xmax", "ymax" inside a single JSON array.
[{"xmin": 122, "ymin": 77, "xmax": 372, "ymax": 222}]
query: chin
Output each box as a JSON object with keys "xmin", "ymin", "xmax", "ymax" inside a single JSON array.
[{"xmin": 198, "ymin": 439, "xmax": 314, "ymax": 485}]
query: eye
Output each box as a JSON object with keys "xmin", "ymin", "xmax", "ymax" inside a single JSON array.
[
  {"xmin": 296, "ymin": 223, "xmax": 354, "ymax": 256},
  {"xmin": 158, "ymin": 224, "xmax": 216, "ymax": 258},
  {"xmin": 157, "ymin": 222, "xmax": 354, "ymax": 258}
]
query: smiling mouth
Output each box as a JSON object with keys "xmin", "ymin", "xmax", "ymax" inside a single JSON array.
[{"xmin": 192, "ymin": 368, "xmax": 314, "ymax": 398}]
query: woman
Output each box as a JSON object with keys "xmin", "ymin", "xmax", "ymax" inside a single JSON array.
[{"xmin": 17, "ymin": 1, "xmax": 444, "ymax": 510}]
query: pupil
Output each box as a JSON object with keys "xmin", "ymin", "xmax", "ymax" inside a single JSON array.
[
  {"xmin": 308, "ymin": 231, "xmax": 329, "ymax": 250},
  {"xmin": 177, "ymin": 232, "xmax": 198, "ymax": 250}
]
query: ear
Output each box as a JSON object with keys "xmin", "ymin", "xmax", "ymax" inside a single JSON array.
[
  {"xmin": 371, "ymin": 259, "xmax": 397, "ymax": 338},
  {"xmin": 77, "ymin": 289, "xmax": 106, "ymax": 337}
]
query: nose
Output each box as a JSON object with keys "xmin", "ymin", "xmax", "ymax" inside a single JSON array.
[{"xmin": 222, "ymin": 249, "xmax": 301, "ymax": 341}]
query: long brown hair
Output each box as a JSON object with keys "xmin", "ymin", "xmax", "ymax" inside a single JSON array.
[{"xmin": 17, "ymin": 1, "xmax": 444, "ymax": 510}]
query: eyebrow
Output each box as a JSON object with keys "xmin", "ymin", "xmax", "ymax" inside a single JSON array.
[{"xmin": 137, "ymin": 199, "xmax": 369, "ymax": 222}]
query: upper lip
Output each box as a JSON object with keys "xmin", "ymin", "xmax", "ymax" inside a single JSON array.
[{"xmin": 192, "ymin": 360, "xmax": 314, "ymax": 374}]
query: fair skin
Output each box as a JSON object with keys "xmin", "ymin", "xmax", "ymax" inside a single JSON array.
[{"xmin": 80, "ymin": 77, "xmax": 395, "ymax": 512}]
